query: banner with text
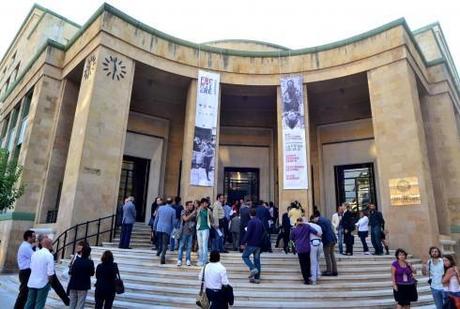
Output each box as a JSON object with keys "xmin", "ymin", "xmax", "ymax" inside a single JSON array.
[
  {"xmin": 190, "ymin": 70, "xmax": 221, "ymax": 186},
  {"xmin": 281, "ymin": 76, "xmax": 308, "ymax": 189}
]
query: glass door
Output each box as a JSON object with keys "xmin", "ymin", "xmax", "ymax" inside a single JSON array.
[
  {"xmin": 224, "ymin": 167, "xmax": 259, "ymax": 204},
  {"xmin": 118, "ymin": 156, "xmax": 150, "ymax": 221},
  {"xmin": 334, "ymin": 163, "xmax": 376, "ymax": 212}
]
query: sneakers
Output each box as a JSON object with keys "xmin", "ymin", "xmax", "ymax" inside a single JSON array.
[
  {"xmin": 249, "ymin": 278, "xmax": 260, "ymax": 284},
  {"xmin": 186, "ymin": 260, "xmax": 191, "ymax": 266},
  {"xmin": 248, "ymin": 268, "xmax": 259, "ymax": 279},
  {"xmin": 177, "ymin": 260, "xmax": 182, "ymax": 266},
  {"xmin": 364, "ymin": 251, "xmax": 371, "ymax": 255}
]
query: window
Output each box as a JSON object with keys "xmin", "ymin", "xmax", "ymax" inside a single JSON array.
[
  {"xmin": 17, "ymin": 89, "xmax": 33, "ymax": 145},
  {"xmin": 5, "ymin": 106, "xmax": 19, "ymax": 152},
  {"xmin": 12, "ymin": 63, "xmax": 20, "ymax": 82}
]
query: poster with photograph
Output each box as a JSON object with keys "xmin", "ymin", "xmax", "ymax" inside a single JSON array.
[
  {"xmin": 280, "ymin": 76, "xmax": 309, "ymax": 189},
  {"xmin": 190, "ymin": 70, "xmax": 220, "ymax": 186}
]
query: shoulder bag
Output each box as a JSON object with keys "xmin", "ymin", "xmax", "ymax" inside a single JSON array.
[
  {"xmin": 196, "ymin": 264, "xmax": 209, "ymax": 309},
  {"xmin": 114, "ymin": 264, "xmax": 125, "ymax": 294},
  {"xmin": 427, "ymin": 260, "xmax": 432, "ymax": 285}
]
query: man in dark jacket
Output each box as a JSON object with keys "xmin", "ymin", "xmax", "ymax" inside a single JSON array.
[
  {"xmin": 313, "ymin": 211, "xmax": 338, "ymax": 276},
  {"xmin": 240, "ymin": 208, "xmax": 264, "ymax": 284},
  {"xmin": 276, "ymin": 209, "xmax": 292, "ymax": 254},
  {"xmin": 341, "ymin": 205, "xmax": 355, "ymax": 256},
  {"xmin": 239, "ymin": 202, "xmax": 251, "ymax": 249},
  {"xmin": 368, "ymin": 203, "xmax": 385, "ymax": 255}
]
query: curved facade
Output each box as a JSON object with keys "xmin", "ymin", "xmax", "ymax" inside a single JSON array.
[{"xmin": 0, "ymin": 3, "xmax": 459, "ymax": 269}]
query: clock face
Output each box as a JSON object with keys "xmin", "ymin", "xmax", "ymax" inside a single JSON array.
[
  {"xmin": 83, "ymin": 55, "xmax": 96, "ymax": 80},
  {"xmin": 102, "ymin": 56, "xmax": 127, "ymax": 81}
]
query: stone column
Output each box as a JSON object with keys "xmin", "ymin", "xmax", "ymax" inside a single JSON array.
[
  {"xmin": 56, "ymin": 47, "xmax": 135, "ymax": 231},
  {"xmin": 180, "ymin": 79, "xmax": 221, "ymax": 201},
  {"xmin": 421, "ymin": 92, "xmax": 460, "ymax": 244},
  {"xmin": 0, "ymin": 76, "xmax": 62, "ymax": 270},
  {"xmin": 367, "ymin": 60, "xmax": 440, "ymax": 257},
  {"xmin": 276, "ymin": 85, "xmax": 311, "ymax": 218}
]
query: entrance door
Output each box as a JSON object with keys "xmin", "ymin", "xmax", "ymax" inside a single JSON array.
[
  {"xmin": 118, "ymin": 156, "xmax": 150, "ymax": 222},
  {"xmin": 224, "ymin": 167, "xmax": 259, "ymax": 203},
  {"xmin": 334, "ymin": 163, "xmax": 377, "ymax": 212}
]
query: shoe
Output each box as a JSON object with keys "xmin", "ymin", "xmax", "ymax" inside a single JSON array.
[
  {"xmin": 160, "ymin": 258, "xmax": 166, "ymax": 264},
  {"xmin": 248, "ymin": 268, "xmax": 259, "ymax": 279},
  {"xmin": 186, "ymin": 260, "xmax": 191, "ymax": 266},
  {"xmin": 304, "ymin": 280, "xmax": 312, "ymax": 285},
  {"xmin": 364, "ymin": 252, "xmax": 371, "ymax": 255},
  {"xmin": 249, "ymin": 278, "xmax": 260, "ymax": 284},
  {"xmin": 331, "ymin": 272, "xmax": 338, "ymax": 276},
  {"xmin": 197, "ymin": 262, "xmax": 203, "ymax": 267},
  {"xmin": 311, "ymin": 281, "xmax": 317, "ymax": 285},
  {"xmin": 177, "ymin": 260, "xmax": 182, "ymax": 266},
  {"xmin": 385, "ymin": 252, "xmax": 390, "ymax": 255},
  {"xmin": 127, "ymin": 247, "xmax": 132, "ymax": 249},
  {"xmin": 321, "ymin": 271, "xmax": 333, "ymax": 276},
  {"xmin": 156, "ymin": 251, "xmax": 160, "ymax": 257}
]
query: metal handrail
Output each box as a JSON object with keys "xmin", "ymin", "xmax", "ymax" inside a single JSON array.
[{"xmin": 52, "ymin": 213, "xmax": 120, "ymax": 260}]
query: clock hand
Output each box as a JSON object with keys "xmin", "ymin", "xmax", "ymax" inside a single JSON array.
[{"xmin": 112, "ymin": 61, "xmax": 117, "ymax": 79}]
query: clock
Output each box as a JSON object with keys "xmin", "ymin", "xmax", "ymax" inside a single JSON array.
[
  {"xmin": 102, "ymin": 56, "xmax": 127, "ymax": 81},
  {"xmin": 83, "ymin": 55, "xmax": 96, "ymax": 80}
]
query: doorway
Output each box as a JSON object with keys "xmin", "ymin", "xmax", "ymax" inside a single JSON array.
[
  {"xmin": 334, "ymin": 163, "xmax": 377, "ymax": 212},
  {"xmin": 224, "ymin": 167, "xmax": 259, "ymax": 203},
  {"xmin": 118, "ymin": 156, "xmax": 150, "ymax": 222}
]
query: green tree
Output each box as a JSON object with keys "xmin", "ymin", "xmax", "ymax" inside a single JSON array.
[{"xmin": 0, "ymin": 148, "xmax": 24, "ymax": 212}]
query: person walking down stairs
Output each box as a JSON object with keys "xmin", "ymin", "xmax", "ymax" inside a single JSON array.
[
  {"xmin": 153, "ymin": 197, "xmax": 177, "ymax": 264},
  {"xmin": 241, "ymin": 208, "xmax": 264, "ymax": 284}
]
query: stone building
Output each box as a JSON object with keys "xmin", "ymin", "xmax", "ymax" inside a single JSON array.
[{"xmin": 0, "ymin": 3, "xmax": 459, "ymax": 270}]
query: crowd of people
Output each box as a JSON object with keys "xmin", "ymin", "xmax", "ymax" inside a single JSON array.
[{"xmin": 13, "ymin": 195, "xmax": 460, "ymax": 309}]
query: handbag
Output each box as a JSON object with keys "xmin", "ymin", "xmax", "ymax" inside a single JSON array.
[
  {"xmin": 427, "ymin": 260, "xmax": 432, "ymax": 286},
  {"xmin": 196, "ymin": 264, "xmax": 209, "ymax": 309},
  {"xmin": 114, "ymin": 264, "xmax": 125, "ymax": 294}
]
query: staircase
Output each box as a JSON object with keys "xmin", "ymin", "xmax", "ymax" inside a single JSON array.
[{"xmin": 2, "ymin": 223, "xmax": 435, "ymax": 308}]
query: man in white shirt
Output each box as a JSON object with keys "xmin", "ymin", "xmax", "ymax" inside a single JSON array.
[
  {"xmin": 25, "ymin": 237, "xmax": 55, "ymax": 309},
  {"xmin": 331, "ymin": 204, "xmax": 345, "ymax": 255},
  {"xmin": 14, "ymin": 230, "xmax": 36, "ymax": 309}
]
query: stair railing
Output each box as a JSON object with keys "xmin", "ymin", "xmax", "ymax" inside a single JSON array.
[{"xmin": 52, "ymin": 212, "xmax": 120, "ymax": 260}]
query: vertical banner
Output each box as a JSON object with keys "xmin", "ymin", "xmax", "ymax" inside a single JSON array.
[
  {"xmin": 280, "ymin": 76, "xmax": 309, "ymax": 189},
  {"xmin": 190, "ymin": 70, "xmax": 221, "ymax": 186}
]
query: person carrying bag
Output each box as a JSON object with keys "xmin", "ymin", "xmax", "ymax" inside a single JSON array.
[{"xmin": 196, "ymin": 264, "xmax": 209, "ymax": 309}]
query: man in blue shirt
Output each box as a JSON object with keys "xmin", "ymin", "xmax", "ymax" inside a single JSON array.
[
  {"xmin": 153, "ymin": 197, "xmax": 177, "ymax": 264},
  {"xmin": 240, "ymin": 208, "xmax": 264, "ymax": 284},
  {"xmin": 313, "ymin": 211, "xmax": 338, "ymax": 276},
  {"xmin": 14, "ymin": 230, "xmax": 36, "ymax": 309},
  {"xmin": 118, "ymin": 196, "xmax": 136, "ymax": 249}
]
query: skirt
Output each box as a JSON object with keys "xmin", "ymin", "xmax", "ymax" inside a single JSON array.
[{"xmin": 393, "ymin": 283, "xmax": 418, "ymax": 306}]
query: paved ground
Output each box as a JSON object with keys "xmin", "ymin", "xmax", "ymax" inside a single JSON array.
[{"xmin": 0, "ymin": 274, "xmax": 17, "ymax": 308}]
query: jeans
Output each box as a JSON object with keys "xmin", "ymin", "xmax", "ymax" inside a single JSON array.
[
  {"xmin": 94, "ymin": 290, "xmax": 115, "ymax": 309},
  {"xmin": 323, "ymin": 243, "xmax": 337, "ymax": 273},
  {"xmin": 157, "ymin": 232, "xmax": 170, "ymax": 260},
  {"xmin": 69, "ymin": 290, "xmax": 87, "ymax": 309},
  {"xmin": 431, "ymin": 288, "xmax": 443, "ymax": 309},
  {"xmin": 197, "ymin": 229, "xmax": 210, "ymax": 265},
  {"xmin": 297, "ymin": 252, "xmax": 311, "ymax": 283},
  {"xmin": 14, "ymin": 268, "xmax": 31, "ymax": 309},
  {"xmin": 358, "ymin": 231, "xmax": 369, "ymax": 252},
  {"xmin": 337, "ymin": 228, "xmax": 344, "ymax": 254},
  {"xmin": 119, "ymin": 223, "xmax": 133, "ymax": 248},
  {"xmin": 25, "ymin": 283, "xmax": 50, "ymax": 309},
  {"xmin": 211, "ymin": 228, "xmax": 224, "ymax": 252},
  {"xmin": 242, "ymin": 246, "xmax": 261, "ymax": 279},
  {"xmin": 370, "ymin": 226, "xmax": 383, "ymax": 254},
  {"xmin": 178, "ymin": 234, "xmax": 193, "ymax": 262},
  {"xmin": 310, "ymin": 240, "xmax": 322, "ymax": 282}
]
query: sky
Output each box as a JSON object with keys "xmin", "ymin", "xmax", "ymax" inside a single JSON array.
[{"xmin": 0, "ymin": 0, "xmax": 459, "ymax": 71}]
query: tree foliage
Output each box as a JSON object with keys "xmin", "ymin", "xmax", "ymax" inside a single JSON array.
[{"xmin": 0, "ymin": 148, "xmax": 25, "ymax": 212}]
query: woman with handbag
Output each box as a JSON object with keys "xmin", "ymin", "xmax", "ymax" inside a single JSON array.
[
  {"xmin": 442, "ymin": 255, "xmax": 460, "ymax": 309},
  {"xmin": 422, "ymin": 246, "xmax": 444, "ymax": 309},
  {"xmin": 391, "ymin": 248, "xmax": 418, "ymax": 309},
  {"xmin": 198, "ymin": 251, "xmax": 231, "ymax": 309},
  {"xmin": 95, "ymin": 251, "xmax": 120, "ymax": 309}
]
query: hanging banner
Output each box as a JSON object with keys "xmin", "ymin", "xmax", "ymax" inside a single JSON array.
[
  {"xmin": 190, "ymin": 70, "xmax": 220, "ymax": 186},
  {"xmin": 280, "ymin": 76, "xmax": 308, "ymax": 189}
]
